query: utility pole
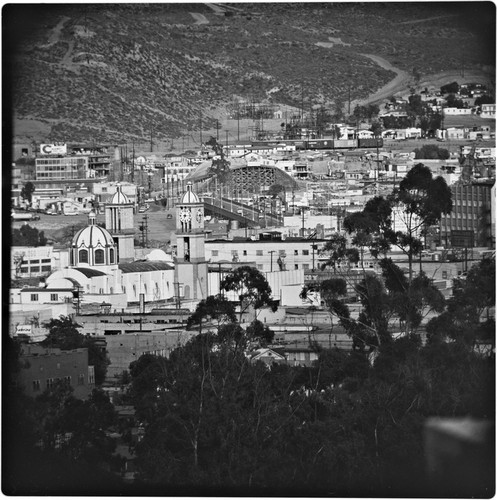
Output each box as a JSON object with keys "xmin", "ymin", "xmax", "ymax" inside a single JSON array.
[
  {"xmin": 311, "ymin": 244, "xmax": 318, "ymax": 271},
  {"xmin": 269, "ymin": 250, "xmax": 275, "ymax": 272},
  {"xmin": 173, "ymin": 282, "xmax": 181, "ymax": 309},
  {"xmin": 237, "ymin": 103, "xmax": 240, "ymax": 142},
  {"xmin": 140, "ymin": 215, "xmax": 149, "ymax": 248},
  {"xmin": 131, "ymin": 142, "xmax": 135, "ymax": 183}
]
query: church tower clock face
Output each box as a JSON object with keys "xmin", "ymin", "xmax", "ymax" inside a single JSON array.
[
  {"xmin": 179, "ymin": 208, "xmax": 192, "ymax": 223},
  {"xmin": 196, "ymin": 208, "xmax": 203, "ymax": 223}
]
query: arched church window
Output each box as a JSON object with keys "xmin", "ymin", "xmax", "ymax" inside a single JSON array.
[
  {"xmin": 79, "ymin": 249, "xmax": 88, "ymax": 263},
  {"xmin": 133, "ymin": 284, "xmax": 136, "ymax": 297},
  {"xmin": 109, "ymin": 248, "xmax": 115, "ymax": 263},
  {"xmin": 95, "ymin": 249, "xmax": 105, "ymax": 264}
]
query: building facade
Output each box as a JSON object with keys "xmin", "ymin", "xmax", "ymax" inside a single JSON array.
[
  {"xmin": 16, "ymin": 344, "xmax": 95, "ymax": 399},
  {"xmin": 440, "ymin": 182, "xmax": 494, "ymax": 248}
]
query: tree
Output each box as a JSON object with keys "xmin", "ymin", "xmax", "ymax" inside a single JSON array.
[
  {"xmin": 440, "ymin": 81, "xmax": 459, "ymax": 94},
  {"xmin": 20, "ymin": 181, "xmax": 35, "ymax": 204},
  {"xmin": 344, "ymin": 196, "xmax": 393, "ymax": 261},
  {"xmin": 206, "ymin": 136, "xmax": 231, "ymax": 186},
  {"xmin": 474, "ymin": 94, "xmax": 494, "ymax": 106},
  {"xmin": 319, "ymin": 234, "xmax": 359, "ymax": 273},
  {"xmin": 12, "ymin": 224, "xmax": 47, "ymax": 246},
  {"xmin": 41, "ymin": 316, "xmax": 110, "ymax": 385},
  {"xmin": 426, "ymin": 257, "xmax": 495, "ymax": 346},
  {"xmin": 413, "ymin": 144, "xmax": 450, "ymax": 160},
  {"xmin": 187, "ymin": 295, "xmax": 237, "ymax": 335},
  {"xmin": 388, "ymin": 163, "xmax": 452, "ymax": 281},
  {"xmin": 220, "ymin": 266, "xmax": 277, "ymax": 321},
  {"xmin": 245, "ymin": 319, "xmax": 275, "ymax": 347},
  {"xmin": 370, "ymin": 120, "xmax": 383, "ymax": 138},
  {"xmin": 300, "ymin": 277, "xmax": 350, "ymax": 349},
  {"xmin": 267, "ymin": 183, "xmax": 286, "ymax": 199}
]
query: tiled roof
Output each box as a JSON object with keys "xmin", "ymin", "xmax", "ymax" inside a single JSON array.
[
  {"xmin": 119, "ymin": 261, "xmax": 174, "ymax": 273},
  {"xmin": 73, "ymin": 268, "xmax": 107, "ymax": 278}
]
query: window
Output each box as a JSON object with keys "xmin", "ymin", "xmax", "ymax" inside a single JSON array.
[
  {"xmin": 30, "ymin": 266, "xmax": 40, "ymax": 273},
  {"xmin": 211, "ymin": 250, "xmax": 219, "ymax": 257},
  {"xmin": 94, "ymin": 249, "xmax": 104, "ymax": 264},
  {"xmin": 109, "ymin": 248, "xmax": 115, "ymax": 263},
  {"xmin": 41, "ymin": 258, "xmax": 51, "ymax": 263},
  {"xmin": 79, "ymin": 249, "xmax": 88, "ymax": 263},
  {"xmin": 41, "ymin": 266, "xmax": 51, "ymax": 272},
  {"xmin": 257, "ymin": 264, "xmax": 264, "ymax": 270},
  {"xmin": 50, "ymin": 293, "xmax": 58, "ymax": 301},
  {"xmin": 46, "ymin": 378, "xmax": 55, "ymax": 389},
  {"xmin": 30, "ymin": 294, "xmax": 39, "ymax": 302},
  {"xmin": 32, "ymin": 380, "xmax": 41, "ymax": 392},
  {"xmin": 256, "ymin": 250, "xmax": 263, "ymax": 256},
  {"xmin": 243, "ymin": 250, "xmax": 247, "ymax": 256},
  {"xmin": 78, "ymin": 374, "xmax": 85, "ymax": 385},
  {"xmin": 64, "ymin": 376, "xmax": 71, "ymax": 386},
  {"xmin": 294, "ymin": 250, "xmax": 299, "ymax": 255},
  {"xmin": 303, "ymin": 264, "xmax": 310, "ymax": 270},
  {"xmin": 302, "ymin": 249, "xmax": 309, "ymax": 256},
  {"xmin": 294, "ymin": 264, "xmax": 299, "ymax": 270},
  {"xmin": 442, "ymin": 270, "xmax": 448, "ymax": 279}
]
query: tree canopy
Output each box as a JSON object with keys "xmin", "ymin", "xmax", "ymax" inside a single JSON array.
[
  {"xmin": 41, "ymin": 316, "xmax": 110, "ymax": 385},
  {"xmin": 220, "ymin": 265, "xmax": 277, "ymax": 320},
  {"xmin": 12, "ymin": 224, "xmax": 47, "ymax": 246}
]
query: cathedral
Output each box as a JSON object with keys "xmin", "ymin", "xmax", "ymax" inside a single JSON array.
[{"xmin": 44, "ymin": 183, "xmax": 208, "ymax": 312}]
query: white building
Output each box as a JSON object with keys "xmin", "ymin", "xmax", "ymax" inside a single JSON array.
[{"xmin": 480, "ymin": 104, "xmax": 496, "ymax": 119}]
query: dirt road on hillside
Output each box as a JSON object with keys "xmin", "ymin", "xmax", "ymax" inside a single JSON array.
[{"xmin": 351, "ymin": 54, "xmax": 494, "ymax": 109}]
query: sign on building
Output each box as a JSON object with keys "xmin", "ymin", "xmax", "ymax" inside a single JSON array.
[
  {"xmin": 40, "ymin": 143, "xmax": 67, "ymax": 155},
  {"xmin": 451, "ymin": 230, "xmax": 475, "ymax": 248},
  {"xmin": 15, "ymin": 324, "xmax": 33, "ymax": 335}
]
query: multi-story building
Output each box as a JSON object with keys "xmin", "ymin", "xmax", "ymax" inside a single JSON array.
[
  {"xmin": 439, "ymin": 181, "xmax": 494, "ymax": 248},
  {"xmin": 11, "ymin": 246, "xmax": 56, "ymax": 279},
  {"xmin": 205, "ymin": 232, "xmax": 327, "ymax": 273},
  {"xmin": 35, "ymin": 144, "xmax": 117, "ymax": 182},
  {"xmin": 35, "ymin": 155, "xmax": 90, "ymax": 181},
  {"xmin": 480, "ymin": 104, "xmax": 496, "ymax": 119},
  {"xmin": 15, "ymin": 344, "xmax": 95, "ymax": 399}
]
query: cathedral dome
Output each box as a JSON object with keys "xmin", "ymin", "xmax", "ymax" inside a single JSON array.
[
  {"xmin": 110, "ymin": 183, "xmax": 130, "ymax": 204},
  {"xmin": 70, "ymin": 211, "xmax": 117, "ymax": 267},
  {"xmin": 180, "ymin": 182, "xmax": 200, "ymax": 204}
]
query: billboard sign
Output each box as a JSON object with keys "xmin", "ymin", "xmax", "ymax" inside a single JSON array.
[
  {"xmin": 451, "ymin": 230, "xmax": 474, "ymax": 248},
  {"xmin": 40, "ymin": 143, "xmax": 67, "ymax": 155}
]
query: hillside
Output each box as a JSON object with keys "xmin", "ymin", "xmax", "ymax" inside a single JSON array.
[{"xmin": 4, "ymin": 2, "xmax": 495, "ymax": 145}]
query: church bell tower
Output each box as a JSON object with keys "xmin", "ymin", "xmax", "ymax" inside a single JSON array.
[{"xmin": 174, "ymin": 182, "xmax": 208, "ymax": 301}]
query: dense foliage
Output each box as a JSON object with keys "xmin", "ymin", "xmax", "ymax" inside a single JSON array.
[
  {"xmin": 12, "ymin": 224, "xmax": 47, "ymax": 246},
  {"xmin": 4, "ymin": 261, "xmax": 494, "ymax": 496},
  {"xmin": 41, "ymin": 316, "xmax": 110, "ymax": 384}
]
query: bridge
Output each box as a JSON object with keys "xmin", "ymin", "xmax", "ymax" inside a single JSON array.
[{"xmin": 202, "ymin": 196, "xmax": 283, "ymax": 228}]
